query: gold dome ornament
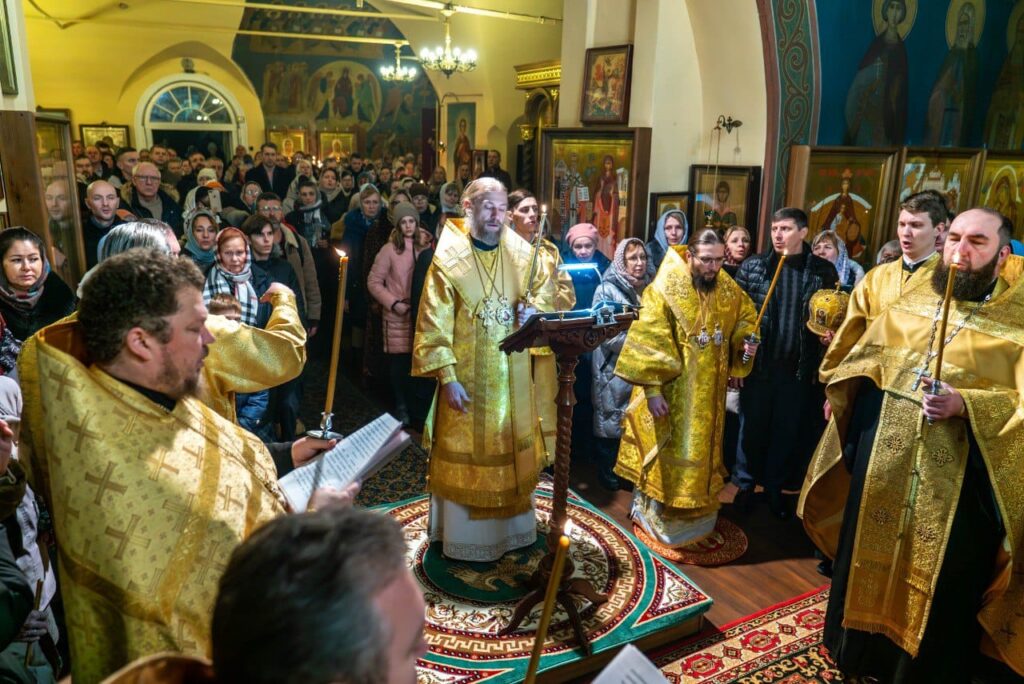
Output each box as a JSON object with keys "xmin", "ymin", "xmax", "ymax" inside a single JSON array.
[{"xmin": 806, "ymin": 284, "xmax": 851, "ymax": 336}]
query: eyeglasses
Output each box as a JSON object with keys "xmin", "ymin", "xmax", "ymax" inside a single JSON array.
[
  {"xmin": 136, "ymin": 175, "xmax": 161, "ymax": 183},
  {"xmin": 694, "ymin": 256, "xmax": 726, "ymax": 266}
]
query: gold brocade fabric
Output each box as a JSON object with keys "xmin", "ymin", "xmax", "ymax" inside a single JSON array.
[
  {"xmin": 613, "ymin": 247, "xmax": 757, "ymax": 512},
  {"xmin": 800, "ymin": 276, "xmax": 1024, "ymax": 674},
  {"xmin": 198, "ymin": 291, "xmax": 307, "ymax": 422},
  {"xmin": 19, "ymin": 321, "xmax": 286, "ymax": 684},
  {"xmin": 412, "ymin": 219, "xmax": 555, "ymax": 517}
]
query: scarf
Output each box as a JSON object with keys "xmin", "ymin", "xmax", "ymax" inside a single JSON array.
[
  {"xmin": 203, "ymin": 254, "xmax": 259, "ymax": 326},
  {"xmin": 183, "ymin": 210, "xmax": 218, "ymax": 268},
  {"xmin": 0, "ymin": 257, "xmax": 50, "ymax": 313},
  {"xmin": 297, "ymin": 199, "xmax": 330, "ymax": 248},
  {"xmin": 439, "ymin": 182, "xmax": 461, "ymax": 215},
  {"xmin": 819, "ymin": 230, "xmax": 855, "ymax": 287},
  {"xmin": 612, "ymin": 237, "xmax": 651, "ymax": 293}
]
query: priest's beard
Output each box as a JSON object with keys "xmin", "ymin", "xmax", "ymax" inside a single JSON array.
[
  {"xmin": 157, "ymin": 347, "xmax": 201, "ymax": 400},
  {"xmin": 931, "ymin": 252, "xmax": 1000, "ymax": 301},
  {"xmin": 692, "ymin": 272, "xmax": 719, "ymax": 294}
]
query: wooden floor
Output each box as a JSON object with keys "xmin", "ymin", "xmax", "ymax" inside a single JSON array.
[{"xmin": 567, "ymin": 460, "xmax": 828, "ymax": 632}]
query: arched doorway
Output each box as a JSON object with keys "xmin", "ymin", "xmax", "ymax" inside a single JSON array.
[{"xmin": 135, "ymin": 75, "xmax": 247, "ymax": 160}]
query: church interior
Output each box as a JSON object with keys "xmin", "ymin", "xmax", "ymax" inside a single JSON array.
[{"xmin": 0, "ymin": 0, "xmax": 1022, "ymax": 682}]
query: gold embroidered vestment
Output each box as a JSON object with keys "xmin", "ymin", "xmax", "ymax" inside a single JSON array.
[
  {"xmin": 412, "ymin": 219, "xmax": 555, "ymax": 517},
  {"xmin": 800, "ymin": 276, "xmax": 1024, "ymax": 675},
  {"xmin": 614, "ymin": 247, "xmax": 757, "ymax": 515},
  {"xmin": 19, "ymin": 321, "xmax": 286, "ymax": 683}
]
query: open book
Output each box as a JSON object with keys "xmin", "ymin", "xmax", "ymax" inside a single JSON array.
[{"xmin": 278, "ymin": 413, "xmax": 410, "ymax": 512}]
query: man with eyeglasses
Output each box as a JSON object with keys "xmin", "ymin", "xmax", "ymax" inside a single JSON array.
[
  {"xmin": 614, "ymin": 229, "xmax": 759, "ymax": 549},
  {"xmin": 733, "ymin": 208, "xmax": 837, "ymax": 519},
  {"xmin": 121, "ymin": 161, "xmax": 183, "ymax": 235}
]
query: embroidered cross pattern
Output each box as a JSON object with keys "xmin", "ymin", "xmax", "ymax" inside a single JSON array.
[
  {"xmin": 104, "ymin": 514, "xmax": 152, "ymax": 560},
  {"xmin": 146, "ymin": 450, "xmax": 180, "ymax": 482},
  {"xmin": 67, "ymin": 414, "xmax": 102, "ymax": 453},
  {"xmin": 218, "ymin": 486, "xmax": 245, "ymax": 513},
  {"xmin": 85, "ymin": 463, "xmax": 128, "ymax": 505},
  {"xmin": 48, "ymin": 367, "xmax": 80, "ymax": 401}
]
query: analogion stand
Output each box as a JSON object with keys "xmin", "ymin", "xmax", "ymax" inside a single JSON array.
[{"xmin": 498, "ymin": 303, "xmax": 639, "ymax": 655}]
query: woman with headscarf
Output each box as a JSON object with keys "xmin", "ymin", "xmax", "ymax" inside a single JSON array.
[
  {"xmin": 182, "ymin": 208, "xmax": 220, "ymax": 275},
  {"xmin": 282, "ymin": 159, "xmax": 317, "ymax": 213},
  {"xmin": 811, "ymin": 230, "xmax": 864, "ymax": 290},
  {"xmin": 318, "ymin": 167, "xmax": 348, "ymax": 224},
  {"xmin": 591, "ymin": 237, "xmax": 652, "ymax": 490},
  {"xmin": 203, "ymin": 228, "xmax": 264, "ymax": 327},
  {"xmin": 646, "ymin": 209, "xmax": 689, "ymax": 272},
  {"xmin": 561, "ymin": 222, "xmax": 611, "ymax": 313},
  {"xmin": 0, "ymin": 227, "xmax": 75, "ymax": 346},
  {"xmin": 437, "ymin": 181, "xmax": 462, "ymax": 228}
]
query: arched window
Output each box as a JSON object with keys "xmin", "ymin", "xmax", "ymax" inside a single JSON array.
[
  {"xmin": 136, "ymin": 75, "xmax": 247, "ymax": 152},
  {"xmin": 148, "ymin": 83, "xmax": 234, "ymax": 124}
]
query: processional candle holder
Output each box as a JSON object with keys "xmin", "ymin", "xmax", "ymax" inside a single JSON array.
[{"xmin": 497, "ymin": 302, "xmax": 639, "ymax": 655}]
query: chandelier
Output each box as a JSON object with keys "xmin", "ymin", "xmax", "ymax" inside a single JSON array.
[
  {"xmin": 419, "ymin": 8, "xmax": 477, "ymax": 78},
  {"xmin": 380, "ymin": 43, "xmax": 417, "ymax": 82}
]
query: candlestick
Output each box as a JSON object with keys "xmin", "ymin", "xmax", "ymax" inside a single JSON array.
[
  {"xmin": 743, "ymin": 249, "xmax": 787, "ymax": 363},
  {"xmin": 524, "ymin": 522, "xmax": 571, "ymax": 684},
  {"xmin": 932, "ymin": 251, "xmax": 960, "ymax": 385},
  {"xmin": 539, "ymin": 204, "xmax": 548, "ymax": 242},
  {"xmin": 317, "ymin": 249, "xmax": 348, "ymax": 439}
]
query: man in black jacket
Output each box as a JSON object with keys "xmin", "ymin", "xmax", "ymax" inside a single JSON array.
[
  {"xmin": 119, "ymin": 162, "xmax": 183, "ymax": 236},
  {"xmin": 733, "ymin": 207, "xmax": 838, "ymax": 519},
  {"xmin": 82, "ymin": 180, "xmax": 130, "ymax": 268},
  {"xmin": 247, "ymin": 142, "xmax": 293, "ymax": 197}
]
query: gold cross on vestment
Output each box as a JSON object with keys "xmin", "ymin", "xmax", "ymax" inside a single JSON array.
[
  {"xmin": 163, "ymin": 494, "xmax": 198, "ymax": 533},
  {"xmin": 218, "ymin": 485, "xmax": 245, "ymax": 513},
  {"xmin": 146, "ymin": 449, "xmax": 180, "ymax": 482},
  {"xmin": 67, "ymin": 414, "xmax": 102, "ymax": 453},
  {"xmin": 104, "ymin": 514, "xmax": 152, "ymax": 560},
  {"xmin": 48, "ymin": 367, "xmax": 80, "ymax": 401},
  {"xmin": 193, "ymin": 541, "xmax": 227, "ymax": 585},
  {"xmin": 84, "ymin": 463, "xmax": 128, "ymax": 505}
]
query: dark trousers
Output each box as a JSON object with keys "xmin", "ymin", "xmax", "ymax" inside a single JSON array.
[
  {"xmin": 387, "ymin": 353, "xmax": 411, "ymax": 414},
  {"xmin": 734, "ymin": 363, "xmax": 811, "ymax": 492},
  {"xmin": 593, "ymin": 436, "xmax": 620, "ymax": 477}
]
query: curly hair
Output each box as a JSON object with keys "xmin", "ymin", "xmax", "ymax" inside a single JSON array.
[{"xmin": 79, "ymin": 249, "xmax": 204, "ymax": 364}]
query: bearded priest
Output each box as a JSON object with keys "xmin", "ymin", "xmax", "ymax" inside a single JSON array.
[
  {"xmin": 614, "ymin": 229, "xmax": 759, "ymax": 548},
  {"xmin": 800, "ymin": 207, "xmax": 1024, "ymax": 681},
  {"xmin": 413, "ymin": 178, "xmax": 556, "ymax": 561}
]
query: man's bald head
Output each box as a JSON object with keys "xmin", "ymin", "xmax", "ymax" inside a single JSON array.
[{"xmin": 85, "ymin": 180, "xmax": 120, "ymax": 224}]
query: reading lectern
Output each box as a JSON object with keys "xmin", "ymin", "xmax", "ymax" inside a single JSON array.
[{"xmin": 498, "ymin": 302, "xmax": 639, "ymax": 654}]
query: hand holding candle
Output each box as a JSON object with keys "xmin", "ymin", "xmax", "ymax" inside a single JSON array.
[
  {"xmin": 744, "ymin": 249, "xmax": 787, "ymax": 363},
  {"xmin": 320, "ymin": 250, "xmax": 348, "ymax": 436},
  {"xmin": 524, "ymin": 521, "xmax": 571, "ymax": 684}
]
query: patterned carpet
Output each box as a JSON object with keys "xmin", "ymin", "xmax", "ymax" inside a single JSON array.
[
  {"xmin": 652, "ymin": 586, "xmax": 841, "ymax": 683},
  {"xmin": 375, "ymin": 476, "xmax": 713, "ymax": 684}
]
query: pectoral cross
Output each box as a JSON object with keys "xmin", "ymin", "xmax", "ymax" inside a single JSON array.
[{"xmin": 912, "ymin": 366, "xmax": 930, "ymax": 391}]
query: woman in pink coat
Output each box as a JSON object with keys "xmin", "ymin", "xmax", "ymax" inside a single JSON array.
[{"xmin": 367, "ymin": 201, "xmax": 431, "ymax": 424}]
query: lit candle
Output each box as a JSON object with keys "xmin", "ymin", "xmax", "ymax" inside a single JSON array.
[
  {"xmin": 323, "ymin": 250, "xmax": 348, "ymax": 421},
  {"xmin": 524, "ymin": 521, "xmax": 571, "ymax": 684},
  {"xmin": 539, "ymin": 204, "xmax": 548, "ymax": 241},
  {"xmin": 933, "ymin": 251, "xmax": 960, "ymax": 385}
]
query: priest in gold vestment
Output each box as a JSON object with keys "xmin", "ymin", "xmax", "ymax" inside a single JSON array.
[
  {"xmin": 413, "ymin": 179, "xmax": 556, "ymax": 561},
  {"xmin": 508, "ymin": 189, "xmax": 576, "ymax": 466},
  {"xmin": 800, "ymin": 208, "xmax": 1024, "ymax": 680},
  {"xmin": 18, "ymin": 251, "xmax": 347, "ymax": 683},
  {"xmin": 614, "ymin": 230, "xmax": 758, "ymax": 547}
]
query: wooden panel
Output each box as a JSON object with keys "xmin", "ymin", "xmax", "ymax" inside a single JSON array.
[{"xmin": 0, "ymin": 110, "xmax": 47, "ymax": 237}]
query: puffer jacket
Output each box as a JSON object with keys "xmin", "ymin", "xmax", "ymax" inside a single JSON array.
[
  {"xmin": 734, "ymin": 242, "xmax": 838, "ymax": 381},
  {"xmin": 591, "ymin": 266, "xmax": 645, "ymax": 438},
  {"xmin": 366, "ymin": 230, "xmax": 431, "ymax": 354}
]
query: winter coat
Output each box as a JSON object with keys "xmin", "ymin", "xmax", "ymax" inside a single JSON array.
[
  {"xmin": 118, "ymin": 184, "xmax": 183, "ymax": 235},
  {"xmin": 366, "ymin": 232, "xmax": 430, "ymax": 354},
  {"xmin": 0, "ymin": 272, "xmax": 76, "ymax": 344},
  {"xmin": 278, "ymin": 223, "xmax": 322, "ymax": 323},
  {"xmin": 591, "ymin": 263, "xmax": 645, "ymax": 438},
  {"xmin": 734, "ymin": 242, "xmax": 838, "ymax": 381}
]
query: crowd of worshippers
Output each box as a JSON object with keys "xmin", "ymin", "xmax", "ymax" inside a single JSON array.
[{"xmin": 3, "ymin": 137, "xmax": 1021, "ymax": 682}]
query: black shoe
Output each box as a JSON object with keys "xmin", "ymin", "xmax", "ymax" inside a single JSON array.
[
  {"xmin": 768, "ymin": 489, "xmax": 791, "ymax": 521},
  {"xmin": 733, "ymin": 487, "xmax": 755, "ymax": 514},
  {"xmin": 817, "ymin": 559, "xmax": 834, "ymax": 577}
]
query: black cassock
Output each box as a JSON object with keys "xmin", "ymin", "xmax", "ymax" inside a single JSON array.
[{"xmin": 824, "ymin": 383, "xmax": 1022, "ymax": 683}]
